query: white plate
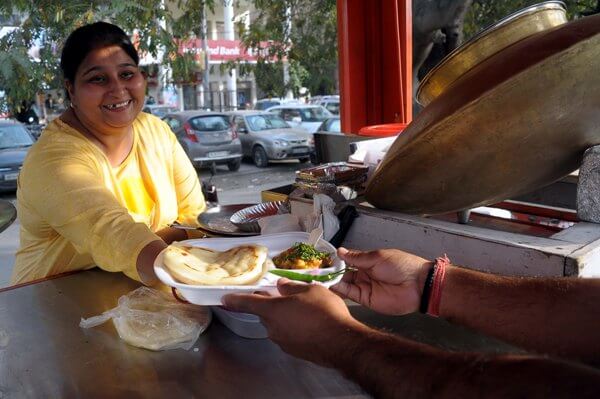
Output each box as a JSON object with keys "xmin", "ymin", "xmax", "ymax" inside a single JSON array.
[{"xmin": 154, "ymin": 232, "xmax": 344, "ymax": 306}]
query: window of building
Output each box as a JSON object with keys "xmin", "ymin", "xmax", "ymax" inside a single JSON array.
[{"xmin": 215, "ymin": 21, "xmax": 225, "ymax": 39}]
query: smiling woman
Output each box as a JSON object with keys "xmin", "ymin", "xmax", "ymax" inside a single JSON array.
[{"xmin": 12, "ymin": 22, "xmax": 207, "ymax": 285}]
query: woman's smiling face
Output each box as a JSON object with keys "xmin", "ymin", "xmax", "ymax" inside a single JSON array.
[{"xmin": 67, "ymin": 45, "xmax": 146, "ymax": 134}]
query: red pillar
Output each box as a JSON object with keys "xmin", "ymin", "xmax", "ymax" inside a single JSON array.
[{"xmin": 337, "ymin": 0, "xmax": 412, "ymax": 134}]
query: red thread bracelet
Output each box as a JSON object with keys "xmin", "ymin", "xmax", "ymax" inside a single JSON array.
[{"xmin": 427, "ymin": 255, "xmax": 450, "ymax": 317}]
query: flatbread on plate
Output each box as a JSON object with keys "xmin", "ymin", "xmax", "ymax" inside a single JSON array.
[{"xmin": 162, "ymin": 244, "xmax": 269, "ymax": 285}]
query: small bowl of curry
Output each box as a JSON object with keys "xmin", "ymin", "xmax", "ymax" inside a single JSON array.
[{"xmin": 272, "ymin": 242, "xmax": 334, "ymax": 270}]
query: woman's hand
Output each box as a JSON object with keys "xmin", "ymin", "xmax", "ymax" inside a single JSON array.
[
  {"xmin": 332, "ymin": 247, "xmax": 431, "ymax": 315},
  {"xmin": 222, "ymin": 279, "xmax": 368, "ymax": 367}
]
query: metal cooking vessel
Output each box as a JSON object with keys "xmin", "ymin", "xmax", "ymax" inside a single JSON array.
[
  {"xmin": 416, "ymin": 1, "xmax": 567, "ymax": 106},
  {"xmin": 366, "ymin": 14, "xmax": 600, "ymax": 215}
]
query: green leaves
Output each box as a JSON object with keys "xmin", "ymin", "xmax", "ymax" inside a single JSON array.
[
  {"xmin": 0, "ymin": 0, "xmax": 216, "ymax": 116},
  {"xmin": 0, "ymin": 49, "xmax": 43, "ymax": 113},
  {"xmin": 237, "ymin": 0, "xmax": 338, "ymax": 97},
  {"xmin": 171, "ymin": 52, "xmax": 199, "ymax": 84},
  {"xmin": 464, "ymin": 0, "xmax": 599, "ymax": 40}
]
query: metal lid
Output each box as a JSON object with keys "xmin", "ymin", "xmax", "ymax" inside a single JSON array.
[{"xmin": 416, "ymin": 1, "xmax": 567, "ymax": 106}]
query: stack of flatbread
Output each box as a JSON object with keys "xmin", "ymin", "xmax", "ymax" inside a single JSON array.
[{"xmin": 162, "ymin": 243, "xmax": 271, "ymax": 285}]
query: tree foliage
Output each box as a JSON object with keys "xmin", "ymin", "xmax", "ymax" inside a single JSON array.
[
  {"xmin": 3, "ymin": 1, "xmax": 599, "ymax": 114},
  {"xmin": 0, "ymin": 0, "xmax": 216, "ymax": 114},
  {"xmin": 412, "ymin": 0, "xmax": 600, "ymax": 114},
  {"xmin": 464, "ymin": 0, "xmax": 599, "ymax": 40},
  {"xmin": 236, "ymin": 0, "xmax": 337, "ymax": 98}
]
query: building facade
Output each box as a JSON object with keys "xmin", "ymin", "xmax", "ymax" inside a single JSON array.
[{"xmin": 141, "ymin": 0, "xmax": 259, "ymax": 111}]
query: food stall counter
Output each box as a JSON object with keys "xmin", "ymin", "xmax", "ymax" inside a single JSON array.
[{"xmin": 0, "ymin": 270, "xmax": 518, "ymax": 397}]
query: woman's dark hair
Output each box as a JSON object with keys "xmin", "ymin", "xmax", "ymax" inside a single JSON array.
[{"xmin": 60, "ymin": 22, "xmax": 139, "ymax": 87}]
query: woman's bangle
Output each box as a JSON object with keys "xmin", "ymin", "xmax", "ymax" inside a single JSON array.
[{"xmin": 419, "ymin": 255, "xmax": 451, "ymax": 316}]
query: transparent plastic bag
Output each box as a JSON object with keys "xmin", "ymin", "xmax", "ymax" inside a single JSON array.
[{"xmin": 80, "ymin": 286, "xmax": 211, "ymax": 351}]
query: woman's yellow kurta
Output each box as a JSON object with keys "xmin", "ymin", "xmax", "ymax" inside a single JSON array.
[{"xmin": 12, "ymin": 112, "xmax": 205, "ymax": 284}]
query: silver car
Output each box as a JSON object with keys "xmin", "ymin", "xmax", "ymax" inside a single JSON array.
[
  {"xmin": 317, "ymin": 116, "xmax": 341, "ymax": 134},
  {"xmin": 162, "ymin": 111, "xmax": 242, "ymax": 171},
  {"xmin": 143, "ymin": 104, "xmax": 179, "ymax": 118},
  {"xmin": 228, "ymin": 111, "xmax": 314, "ymax": 168}
]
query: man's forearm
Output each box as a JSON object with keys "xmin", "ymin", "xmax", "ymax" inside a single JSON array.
[
  {"xmin": 331, "ymin": 325, "xmax": 600, "ymax": 398},
  {"xmin": 331, "ymin": 326, "xmax": 441, "ymax": 398},
  {"xmin": 440, "ymin": 267, "xmax": 600, "ymax": 363}
]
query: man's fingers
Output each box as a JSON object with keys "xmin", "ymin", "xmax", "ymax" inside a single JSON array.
[
  {"xmin": 340, "ymin": 268, "xmax": 357, "ymax": 283},
  {"xmin": 331, "ymin": 280, "xmax": 362, "ymax": 303},
  {"xmin": 222, "ymin": 293, "xmax": 271, "ymax": 315},
  {"xmin": 337, "ymin": 247, "xmax": 378, "ymax": 270},
  {"xmin": 277, "ymin": 278, "xmax": 311, "ymax": 296}
]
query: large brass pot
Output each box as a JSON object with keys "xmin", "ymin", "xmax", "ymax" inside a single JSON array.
[
  {"xmin": 416, "ymin": 1, "xmax": 567, "ymax": 106},
  {"xmin": 366, "ymin": 14, "xmax": 600, "ymax": 215}
]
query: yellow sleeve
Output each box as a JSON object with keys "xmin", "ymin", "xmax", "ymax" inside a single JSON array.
[
  {"xmin": 169, "ymin": 131, "xmax": 206, "ymax": 227},
  {"xmin": 20, "ymin": 142, "xmax": 160, "ymax": 280}
]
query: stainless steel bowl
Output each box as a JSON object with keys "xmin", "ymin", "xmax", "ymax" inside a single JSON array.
[{"xmin": 230, "ymin": 201, "xmax": 290, "ymax": 232}]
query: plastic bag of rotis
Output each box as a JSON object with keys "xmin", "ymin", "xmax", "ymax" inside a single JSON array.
[{"xmin": 79, "ymin": 286, "xmax": 211, "ymax": 351}]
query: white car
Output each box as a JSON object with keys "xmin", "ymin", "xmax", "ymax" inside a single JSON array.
[
  {"xmin": 318, "ymin": 99, "xmax": 339, "ymax": 115},
  {"xmin": 254, "ymin": 98, "xmax": 301, "ymax": 111},
  {"xmin": 143, "ymin": 104, "xmax": 179, "ymax": 118},
  {"xmin": 308, "ymin": 95, "xmax": 340, "ymax": 114},
  {"xmin": 265, "ymin": 104, "xmax": 333, "ymax": 133}
]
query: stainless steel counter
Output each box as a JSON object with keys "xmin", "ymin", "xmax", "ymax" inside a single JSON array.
[{"xmin": 0, "ymin": 270, "xmax": 518, "ymax": 398}]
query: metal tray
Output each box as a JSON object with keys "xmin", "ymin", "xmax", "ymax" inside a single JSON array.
[
  {"xmin": 197, "ymin": 204, "xmax": 261, "ymax": 236},
  {"xmin": 229, "ymin": 201, "xmax": 290, "ymax": 233}
]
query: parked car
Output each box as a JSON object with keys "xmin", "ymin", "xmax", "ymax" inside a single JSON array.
[
  {"xmin": 309, "ymin": 95, "xmax": 340, "ymax": 115},
  {"xmin": 162, "ymin": 111, "xmax": 242, "ymax": 171},
  {"xmin": 25, "ymin": 123, "xmax": 46, "ymax": 139},
  {"xmin": 143, "ymin": 104, "xmax": 179, "ymax": 119},
  {"xmin": 319, "ymin": 99, "xmax": 339, "ymax": 115},
  {"xmin": 265, "ymin": 104, "xmax": 333, "ymax": 133},
  {"xmin": 317, "ymin": 116, "xmax": 341, "ymax": 134},
  {"xmin": 0, "ymin": 120, "xmax": 35, "ymax": 191},
  {"xmin": 228, "ymin": 111, "xmax": 315, "ymax": 168},
  {"xmin": 308, "ymin": 95, "xmax": 339, "ymax": 104},
  {"xmin": 254, "ymin": 98, "xmax": 300, "ymax": 111}
]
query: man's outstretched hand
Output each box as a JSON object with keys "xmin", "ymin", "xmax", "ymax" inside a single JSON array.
[
  {"xmin": 332, "ymin": 247, "xmax": 431, "ymax": 315},
  {"xmin": 222, "ymin": 279, "xmax": 368, "ymax": 367}
]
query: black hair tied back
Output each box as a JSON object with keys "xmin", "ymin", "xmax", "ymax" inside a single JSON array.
[{"xmin": 60, "ymin": 22, "xmax": 139, "ymax": 90}]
